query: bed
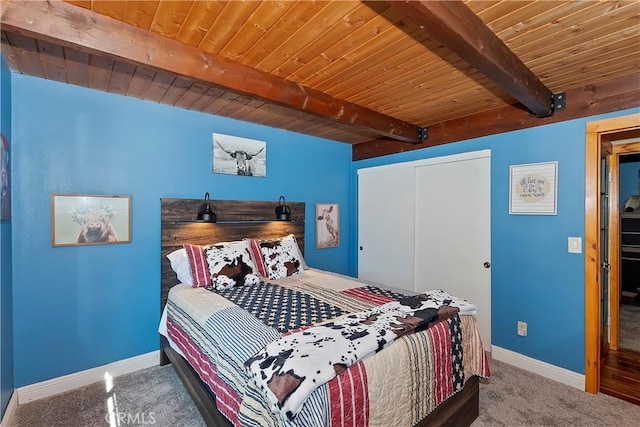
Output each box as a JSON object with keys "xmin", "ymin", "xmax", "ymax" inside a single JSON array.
[{"xmin": 159, "ymin": 198, "xmax": 489, "ymax": 427}]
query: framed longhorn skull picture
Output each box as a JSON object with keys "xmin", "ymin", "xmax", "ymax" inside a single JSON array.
[
  {"xmin": 51, "ymin": 194, "xmax": 131, "ymax": 247},
  {"xmin": 213, "ymin": 133, "xmax": 266, "ymax": 177}
]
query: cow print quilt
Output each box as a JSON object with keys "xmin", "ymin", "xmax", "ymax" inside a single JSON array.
[{"xmin": 245, "ymin": 290, "xmax": 475, "ymax": 420}]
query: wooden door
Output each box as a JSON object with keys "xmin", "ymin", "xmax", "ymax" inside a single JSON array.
[
  {"xmin": 600, "ymin": 148, "xmax": 611, "ymax": 355},
  {"xmin": 585, "ymin": 113, "xmax": 640, "ymax": 393}
]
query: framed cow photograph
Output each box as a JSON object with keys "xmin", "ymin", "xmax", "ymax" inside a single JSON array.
[
  {"xmin": 212, "ymin": 133, "xmax": 266, "ymax": 177},
  {"xmin": 316, "ymin": 203, "xmax": 340, "ymax": 249},
  {"xmin": 51, "ymin": 194, "xmax": 131, "ymax": 247}
]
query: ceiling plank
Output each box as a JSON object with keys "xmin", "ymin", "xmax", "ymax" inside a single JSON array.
[
  {"xmin": 254, "ymin": 2, "xmax": 361, "ymax": 75},
  {"xmin": 64, "ymin": 47, "xmax": 89, "ymax": 87},
  {"xmin": 108, "ymin": 61, "xmax": 136, "ymax": 95},
  {"xmin": 149, "ymin": 0, "xmax": 193, "ymax": 39},
  {"xmin": 174, "ymin": 1, "xmax": 224, "ymax": 47},
  {"xmin": 174, "ymin": 83, "xmax": 209, "ymax": 109},
  {"xmin": 3, "ymin": 31, "xmax": 44, "ymax": 78},
  {"xmin": 291, "ymin": 5, "xmax": 404, "ymax": 83},
  {"xmin": 36, "ymin": 39, "xmax": 67, "ymax": 83},
  {"xmin": 229, "ymin": 98, "xmax": 266, "ymax": 121},
  {"xmin": 87, "ymin": 55, "xmax": 114, "ymax": 92},
  {"xmin": 91, "ymin": 1, "xmax": 127, "ymax": 21},
  {"xmin": 219, "ymin": 1, "xmax": 296, "ymax": 63},
  {"xmin": 0, "ymin": 31, "xmax": 22, "ymax": 73},
  {"xmin": 121, "ymin": 1, "xmax": 160, "ymax": 30},
  {"xmin": 353, "ymin": 72, "xmax": 640, "ymax": 160},
  {"xmin": 388, "ymin": 0, "xmax": 555, "ymax": 117},
  {"xmin": 198, "ymin": 1, "xmax": 262, "ymax": 55},
  {"xmin": 189, "ymin": 87, "xmax": 224, "ymax": 112},
  {"xmin": 159, "ymin": 76, "xmax": 194, "ymax": 106},
  {"xmin": 142, "ymin": 71, "xmax": 175, "ymax": 103},
  {"xmin": 205, "ymin": 91, "xmax": 241, "ymax": 115},
  {"xmin": 0, "ymin": 0, "xmax": 419, "ymax": 143},
  {"xmin": 126, "ymin": 66, "xmax": 156, "ymax": 99}
]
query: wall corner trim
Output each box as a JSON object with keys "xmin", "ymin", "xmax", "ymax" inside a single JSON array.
[
  {"xmin": 492, "ymin": 346, "xmax": 585, "ymax": 390},
  {"xmin": 0, "ymin": 390, "xmax": 18, "ymax": 427},
  {"xmin": 17, "ymin": 350, "xmax": 159, "ymax": 404}
]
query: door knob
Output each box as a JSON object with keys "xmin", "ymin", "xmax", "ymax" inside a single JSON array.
[
  {"xmin": 359, "ymin": 246, "xmax": 363, "ymax": 251},
  {"xmin": 483, "ymin": 262, "xmax": 491, "ymax": 268}
]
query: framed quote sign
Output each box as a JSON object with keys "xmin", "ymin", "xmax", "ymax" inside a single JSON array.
[{"xmin": 509, "ymin": 161, "xmax": 558, "ymax": 215}]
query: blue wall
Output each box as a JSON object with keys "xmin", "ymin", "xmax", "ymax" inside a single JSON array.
[
  {"xmin": 620, "ymin": 160, "xmax": 640, "ymax": 208},
  {"xmin": 11, "ymin": 74, "xmax": 352, "ymax": 387},
  {"xmin": 351, "ymin": 107, "xmax": 640, "ymax": 375},
  {"xmin": 0, "ymin": 56, "xmax": 14, "ymax": 416},
  {"xmin": 6, "ymin": 68, "xmax": 640, "ymax": 387}
]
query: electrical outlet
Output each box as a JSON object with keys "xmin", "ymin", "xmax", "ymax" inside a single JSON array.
[{"xmin": 517, "ymin": 321, "xmax": 527, "ymax": 337}]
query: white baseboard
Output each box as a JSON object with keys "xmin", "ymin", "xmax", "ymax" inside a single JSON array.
[
  {"xmin": 492, "ymin": 346, "xmax": 585, "ymax": 390},
  {"xmin": 0, "ymin": 390, "xmax": 18, "ymax": 427},
  {"xmin": 17, "ymin": 350, "xmax": 159, "ymax": 404}
]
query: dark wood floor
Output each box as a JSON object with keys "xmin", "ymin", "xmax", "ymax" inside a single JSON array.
[
  {"xmin": 600, "ymin": 348, "xmax": 640, "ymax": 405},
  {"xmin": 621, "ymin": 294, "xmax": 640, "ymax": 306}
]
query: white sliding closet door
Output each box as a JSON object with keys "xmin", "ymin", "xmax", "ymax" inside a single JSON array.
[
  {"xmin": 414, "ymin": 153, "xmax": 491, "ymax": 349},
  {"xmin": 358, "ymin": 167, "xmax": 415, "ymax": 291}
]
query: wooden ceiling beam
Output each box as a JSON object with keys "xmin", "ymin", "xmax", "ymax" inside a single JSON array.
[
  {"xmin": 0, "ymin": 0, "xmax": 419, "ymax": 143},
  {"xmin": 388, "ymin": 0, "xmax": 556, "ymax": 118},
  {"xmin": 353, "ymin": 72, "xmax": 640, "ymax": 160}
]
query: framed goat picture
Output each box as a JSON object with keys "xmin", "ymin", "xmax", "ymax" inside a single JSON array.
[
  {"xmin": 51, "ymin": 194, "xmax": 131, "ymax": 247},
  {"xmin": 213, "ymin": 133, "xmax": 266, "ymax": 177},
  {"xmin": 316, "ymin": 203, "xmax": 340, "ymax": 249}
]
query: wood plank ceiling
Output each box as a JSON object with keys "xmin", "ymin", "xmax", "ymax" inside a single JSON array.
[{"xmin": 1, "ymin": 0, "xmax": 639, "ymax": 160}]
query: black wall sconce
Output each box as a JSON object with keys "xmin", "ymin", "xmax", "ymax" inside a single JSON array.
[
  {"xmin": 197, "ymin": 192, "xmax": 217, "ymax": 222},
  {"xmin": 275, "ymin": 195, "xmax": 291, "ymax": 221}
]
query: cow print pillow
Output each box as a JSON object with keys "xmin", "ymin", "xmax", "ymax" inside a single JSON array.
[
  {"xmin": 203, "ymin": 240, "xmax": 260, "ymax": 291},
  {"xmin": 256, "ymin": 234, "xmax": 304, "ymax": 280}
]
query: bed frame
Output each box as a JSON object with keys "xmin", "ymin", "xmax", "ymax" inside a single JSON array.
[{"xmin": 160, "ymin": 197, "xmax": 479, "ymax": 427}]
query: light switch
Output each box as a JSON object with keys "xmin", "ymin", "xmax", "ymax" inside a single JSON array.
[{"xmin": 568, "ymin": 237, "xmax": 582, "ymax": 254}]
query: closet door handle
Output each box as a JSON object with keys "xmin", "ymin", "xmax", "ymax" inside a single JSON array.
[
  {"xmin": 483, "ymin": 262, "xmax": 491, "ymax": 268},
  {"xmin": 359, "ymin": 246, "xmax": 364, "ymax": 251}
]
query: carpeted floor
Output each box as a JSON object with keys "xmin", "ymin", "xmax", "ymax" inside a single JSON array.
[
  {"xmin": 620, "ymin": 303, "xmax": 640, "ymax": 353},
  {"xmin": 471, "ymin": 359, "xmax": 640, "ymax": 427},
  {"xmin": 13, "ymin": 364, "xmax": 207, "ymax": 427},
  {"xmin": 12, "ymin": 358, "xmax": 640, "ymax": 427}
]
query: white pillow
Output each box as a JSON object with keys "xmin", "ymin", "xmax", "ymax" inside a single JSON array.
[{"xmin": 166, "ymin": 248, "xmax": 193, "ymax": 285}]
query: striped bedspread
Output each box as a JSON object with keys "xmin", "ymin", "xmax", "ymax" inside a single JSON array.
[{"xmin": 161, "ymin": 269, "xmax": 490, "ymax": 427}]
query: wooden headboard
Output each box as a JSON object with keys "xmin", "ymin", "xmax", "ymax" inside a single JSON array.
[{"xmin": 160, "ymin": 198, "xmax": 305, "ymax": 312}]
